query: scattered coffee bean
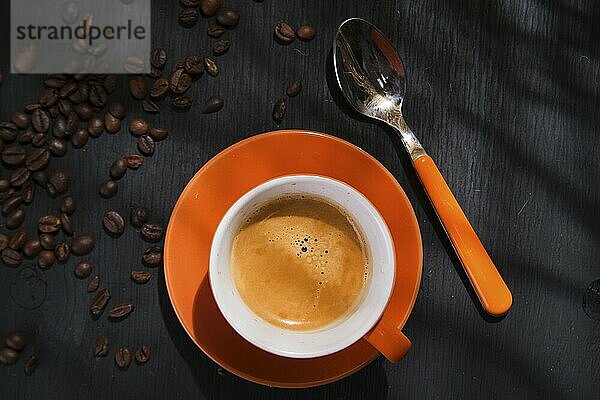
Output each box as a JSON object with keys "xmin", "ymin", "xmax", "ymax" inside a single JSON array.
[
  {"xmin": 200, "ymin": 0, "xmax": 220, "ymax": 16},
  {"xmin": 0, "ymin": 347, "xmax": 18, "ymax": 365},
  {"xmin": 18, "ymin": 130, "xmax": 34, "ymax": 145},
  {"xmin": 125, "ymin": 154, "xmax": 144, "ymax": 169},
  {"xmin": 55, "ymin": 242, "xmax": 70, "ymax": 263},
  {"xmin": 150, "ymin": 48, "xmax": 167, "ymax": 69},
  {"xmin": 109, "ymin": 158, "xmax": 128, "ymax": 180},
  {"xmin": 103, "ymin": 75, "xmax": 117, "ymax": 93},
  {"xmin": 141, "ymin": 223, "xmax": 163, "ymax": 242},
  {"xmin": 24, "ymin": 354, "xmax": 38, "ymax": 376},
  {"xmin": 0, "ymin": 233, "xmax": 7, "ymax": 250},
  {"xmin": 6, "ymin": 209, "xmax": 25, "ymax": 229},
  {"xmin": 99, "ymin": 179, "xmax": 118, "ymax": 198},
  {"xmin": 143, "ymin": 246, "xmax": 163, "ymax": 266},
  {"xmin": 8, "ymin": 229, "xmax": 27, "ymax": 250},
  {"xmin": 131, "ymin": 207, "xmax": 149, "ymax": 228},
  {"xmin": 25, "ymin": 148, "xmax": 50, "ymax": 171},
  {"xmin": 87, "ymin": 116, "xmax": 104, "ymax": 138},
  {"xmin": 184, "ymin": 55, "xmax": 204, "ymax": 75},
  {"xmin": 296, "ymin": 25, "xmax": 316, "ymax": 41},
  {"xmin": 104, "ymin": 112, "xmax": 122, "ymax": 134},
  {"xmin": 75, "ymin": 260, "xmax": 93, "ymax": 278},
  {"xmin": 172, "ymin": 95, "xmax": 193, "ymax": 111},
  {"xmin": 2, "ymin": 248, "xmax": 22, "ymax": 266},
  {"xmin": 65, "ymin": 111, "xmax": 79, "ymax": 135},
  {"xmin": 71, "ymin": 128, "xmax": 89, "ymax": 148},
  {"xmin": 88, "ymin": 85, "xmax": 107, "ymax": 108},
  {"xmin": 31, "ymin": 109, "xmax": 50, "ymax": 132},
  {"xmin": 170, "ymin": 69, "xmax": 192, "ymax": 94},
  {"xmin": 90, "ymin": 288, "xmax": 111, "ymax": 316},
  {"xmin": 287, "ymin": 80, "xmax": 302, "ymax": 97},
  {"xmin": 22, "ymin": 184, "xmax": 34, "ymax": 204},
  {"xmin": 212, "ymin": 40, "xmax": 230, "ymax": 55},
  {"xmin": 180, "ymin": 0, "xmax": 200, "ymax": 7},
  {"xmin": 129, "ymin": 76, "xmax": 148, "ymax": 100},
  {"xmin": 109, "ymin": 300, "xmax": 134, "ymax": 319},
  {"xmin": 272, "ymin": 98, "xmax": 286, "ymax": 124},
  {"xmin": 2, "ymin": 146, "xmax": 26, "ymax": 165},
  {"xmin": 5, "ymin": 331, "xmax": 26, "ymax": 351},
  {"xmin": 71, "ymin": 235, "xmax": 95, "ymax": 255},
  {"xmin": 3, "ymin": 195, "xmax": 23, "ymax": 215},
  {"xmin": 103, "ymin": 211, "xmax": 125, "ymax": 237},
  {"xmin": 39, "ymin": 233, "xmax": 56, "ymax": 250},
  {"xmin": 207, "ymin": 25, "xmax": 225, "ymax": 38},
  {"xmin": 108, "ymin": 102, "xmax": 126, "ymax": 119},
  {"xmin": 179, "ymin": 8, "xmax": 199, "ymax": 27},
  {"xmin": 138, "ymin": 135, "xmax": 155, "ymax": 156},
  {"xmin": 274, "ymin": 22, "xmax": 296, "ymax": 44},
  {"xmin": 48, "ymin": 137, "xmax": 68, "ymax": 157},
  {"xmin": 59, "ymin": 81, "xmax": 77, "ymax": 98},
  {"xmin": 74, "ymin": 103, "xmax": 95, "ymax": 120},
  {"xmin": 11, "ymin": 111, "xmax": 30, "ymax": 129},
  {"xmin": 131, "ymin": 270, "xmax": 151, "ymax": 284},
  {"xmin": 47, "ymin": 169, "xmax": 71, "ymax": 195},
  {"xmin": 60, "ymin": 195, "xmax": 76, "ymax": 215},
  {"xmin": 60, "ymin": 213, "xmax": 74, "ymax": 236},
  {"xmin": 38, "ymin": 215, "xmax": 61, "ymax": 234},
  {"xmin": 216, "ymin": 7, "xmax": 239, "ymax": 27},
  {"xmin": 149, "ymin": 128, "xmax": 168, "ymax": 141},
  {"xmin": 135, "ymin": 346, "xmax": 150, "ymax": 364},
  {"xmin": 23, "ymin": 238, "xmax": 42, "ymax": 258},
  {"xmin": 204, "ymin": 57, "xmax": 219, "ymax": 77},
  {"xmin": 115, "ymin": 347, "xmax": 131, "ymax": 370},
  {"xmin": 124, "ymin": 56, "xmax": 145, "ymax": 74},
  {"xmin": 87, "ymin": 275, "xmax": 100, "ymax": 292},
  {"xmin": 201, "ymin": 96, "xmax": 224, "ymax": 113},
  {"xmin": 94, "ymin": 336, "xmax": 109, "ymax": 357},
  {"xmin": 10, "ymin": 168, "xmax": 30, "ymax": 188},
  {"xmin": 129, "ymin": 118, "xmax": 150, "ymax": 136},
  {"xmin": 150, "ymin": 78, "xmax": 170, "ymax": 99},
  {"xmin": 37, "ymin": 250, "xmax": 55, "ymax": 269},
  {"xmin": 142, "ymin": 99, "xmax": 160, "ymax": 114}
]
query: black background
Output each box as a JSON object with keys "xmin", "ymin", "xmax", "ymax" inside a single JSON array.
[{"xmin": 1, "ymin": 0, "xmax": 599, "ymax": 399}]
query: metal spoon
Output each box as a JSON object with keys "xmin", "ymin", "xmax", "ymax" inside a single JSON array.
[{"xmin": 333, "ymin": 18, "xmax": 512, "ymax": 316}]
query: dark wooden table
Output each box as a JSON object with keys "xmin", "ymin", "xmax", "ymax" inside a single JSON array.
[{"xmin": 1, "ymin": 0, "xmax": 598, "ymax": 398}]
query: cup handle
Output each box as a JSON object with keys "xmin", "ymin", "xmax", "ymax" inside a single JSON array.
[{"xmin": 364, "ymin": 318, "xmax": 411, "ymax": 363}]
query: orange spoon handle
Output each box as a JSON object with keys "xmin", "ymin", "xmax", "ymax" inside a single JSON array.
[{"xmin": 413, "ymin": 155, "xmax": 512, "ymax": 316}]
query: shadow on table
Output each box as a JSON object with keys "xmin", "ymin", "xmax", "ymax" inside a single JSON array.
[{"xmin": 157, "ymin": 272, "xmax": 390, "ymax": 400}]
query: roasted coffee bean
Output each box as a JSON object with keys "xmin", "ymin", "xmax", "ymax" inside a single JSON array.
[
  {"xmin": 0, "ymin": 234, "xmax": 7, "ymax": 251},
  {"xmin": 149, "ymin": 127, "xmax": 168, "ymax": 141},
  {"xmin": 137, "ymin": 135, "xmax": 155, "ymax": 156},
  {"xmin": 142, "ymin": 99, "xmax": 160, "ymax": 114},
  {"xmin": 3, "ymin": 196, "xmax": 23, "ymax": 216},
  {"xmin": 287, "ymin": 80, "xmax": 302, "ymax": 97},
  {"xmin": 11, "ymin": 111, "xmax": 30, "ymax": 129},
  {"xmin": 71, "ymin": 235, "xmax": 95, "ymax": 256},
  {"xmin": 142, "ymin": 246, "xmax": 163, "ymax": 266},
  {"xmin": 32, "ymin": 109, "xmax": 50, "ymax": 132},
  {"xmin": 272, "ymin": 98, "xmax": 286, "ymax": 124},
  {"xmin": 200, "ymin": 0, "xmax": 220, "ymax": 15},
  {"xmin": 216, "ymin": 7, "xmax": 239, "ymax": 26},
  {"xmin": 8, "ymin": 229, "xmax": 27, "ymax": 250},
  {"xmin": 172, "ymin": 95, "xmax": 193, "ymax": 111},
  {"xmin": 207, "ymin": 25, "xmax": 225, "ymax": 38},
  {"xmin": 26, "ymin": 147, "xmax": 51, "ymax": 171},
  {"xmin": 39, "ymin": 234, "xmax": 56, "ymax": 250},
  {"xmin": 10, "ymin": 168, "xmax": 30, "ymax": 188},
  {"xmin": 18, "ymin": 130, "xmax": 34, "ymax": 144},
  {"xmin": 87, "ymin": 275, "xmax": 100, "ymax": 292},
  {"xmin": 24, "ymin": 102, "xmax": 42, "ymax": 112},
  {"xmin": 124, "ymin": 56, "xmax": 145, "ymax": 74},
  {"xmin": 0, "ymin": 179, "xmax": 9, "ymax": 193},
  {"xmin": 94, "ymin": 336, "xmax": 109, "ymax": 357},
  {"xmin": 274, "ymin": 22, "xmax": 296, "ymax": 44},
  {"xmin": 24, "ymin": 355, "xmax": 38, "ymax": 376},
  {"xmin": 135, "ymin": 346, "xmax": 150, "ymax": 364},
  {"xmin": 104, "ymin": 112, "xmax": 122, "ymax": 134},
  {"xmin": 169, "ymin": 69, "xmax": 192, "ymax": 94},
  {"xmin": 130, "ymin": 207, "xmax": 149, "ymax": 228},
  {"xmin": 148, "ymin": 67, "xmax": 162, "ymax": 79},
  {"xmin": 150, "ymin": 78, "xmax": 169, "ymax": 99},
  {"xmin": 115, "ymin": 347, "xmax": 131, "ymax": 369},
  {"xmin": 74, "ymin": 103, "xmax": 94, "ymax": 120},
  {"xmin": 212, "ymin": 40, "xmax": 230, "ymax": 55},
  {"xmin": 89, "ymin": 85, "xmax": 107, "ymax": 107},
  {"xmin": 2, "ymin": 146, "xmax": 26, "ymax": 165},
  {"xmin": 6, "ymin": 209, "xmax": 25, "ymax": 229},
  {"xmin": 108, "ymin": 102, "xmax": 126, "ymax": 119},
  {"xmin": 71, "ymin": 128, "xmax": 89, "ymax": 148},
  {"xmin": 75, "ymin": 260, "xmax": 93, "ymax": 278},
  {"xmin": 109, "ymin": 300, "xmax": 134, "ymax": 319},
  {"xmin": 0, "ymin": 347, "xmax": 18, "ymax": 365},
  {"xmin": 2, "ymin": 248, "xmax": 22, "ymax": 266},
  {"xmin": 180, "ymin": 0, "xmax": 200, "ymax": 7},
  {"xmin": 59, "ymin": 213, "xmax": 73, "ymax": 237},
  {"xmin": 22, "ymin": 184, "xmax": 34, "ymax": 204},
  {"xmin": 87, "ymin": 116, "xmax": 104, "ymax": 138},
  {"xmin": 201, "ymin": 96, "xmax": 224, "ymax": 114},
  {"xmin": 131, "ymin": 270, "xmax": 151, "ymax": 284},
  {"xmin": 37, "ymin": 250, "xmax": 55, "ymax": 269},
  {"xmin": 52, "ymin": 115, "xmax": 67, "ymax": 138},
  {"xmin": 99, "ymin": 179, "xmax": 118, "ymax": 198},
  {"xmin": 141, "ymin": 223, "xmax": 163, "ymax": 242},
  {"xmin": 55, "ymin": 242, "xmax": 70, "ymax": 263},
  {"xmin": 296, "ymin": 25, "xmax": 316, "ymax": 41},
  {"xmin": 0, "ymin": 122, "xmax": 18, "ymax": 141},
  {"xmin": 58, "ymin": 98, "xmax": 73, "ymax": 116},
  {"xmin": 32, "ymin": 171, "xmax": 47, "ymax": 187},
  {"xmin": 39, "ymin": 88, "xmax": 59, "ymax": 108},
  {"xmin": 45, "ymin": 76, "xmax": 67, "ymax": 88},
  {"xmin": 103, "ymin": 211, "xmax": 125, "ymax": 237},
  {"xmin": 150, "ymin": 48, "xmax": 167, "ymax": 70},
  {"xmin": 32, "ymin": 133, "xmax": 46, "ymax": 147},
  {"xmin": 129, "ymin": 76, "xmax": 148, "ymax": 100},
  {"xmin": 23, "ymin": 238, "xmax": 41, "ymax": 258},
  {"xmin": 38, "ymin": 215, "xmax": 61, "ymax": 233},
  {"xmin": 48, "ymin": 137, "xmax": 68, "ymax": 157},
  {"xmin": 125, "ymin": 154, "xmax": 144, "ymax": 169},
  {"xmin": 179, "ymin": 8, "xmax": 199, "ymax": 27},
  {"xmin": 109, "ymin": 158, "xmax": 128, "ymax": 180},
  {"xmin": 128, "ymin": 118, "xmax": 149, "ymax": 136},
  {"xmin": 103, "ymin": 75, "xmax": 117, "ymax": 93},
  {"xmin": 59, "ymin": 81, "xmax": 77, "ymax": 98},
  {"xmin": 90, "ymin": 288, "xmax": 111, "ymax": 316},
  {"xmin": 65, "ymin": 112, "xmax": 79, "ymax": 136},
  {"xmin": 47, "ymin": 169, "xmax": 70, "ymax": 194},
  {"xmin": 60, "ymin": 195, "xmax": 76, "ymax": 215},
  {"xmin": 5, "ymin": 331, "xmax": 26, "ymax": 351},
  {"xmin": 184, "ymin": 55, "xmax": 204, "ymax": 75}
]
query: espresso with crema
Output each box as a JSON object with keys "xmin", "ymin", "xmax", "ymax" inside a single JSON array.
[{"xmin": 230, "ymin": 195, "xmax": 370, "ymax": 331}]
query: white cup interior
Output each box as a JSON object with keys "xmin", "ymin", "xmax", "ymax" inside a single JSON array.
[{"xmin": 209, "ymin": 175, "xmax": 395, "ymax": 358}]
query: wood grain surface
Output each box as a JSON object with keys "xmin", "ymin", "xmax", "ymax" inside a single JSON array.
[{"xmin": 1, "ymin": 0, "xmax": 599, "ymax": 399}]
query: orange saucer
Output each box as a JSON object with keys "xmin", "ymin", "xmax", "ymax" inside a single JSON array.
[{"xmin": 164, "ymin": 130, "xmax": 422, "ymax": 388}]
